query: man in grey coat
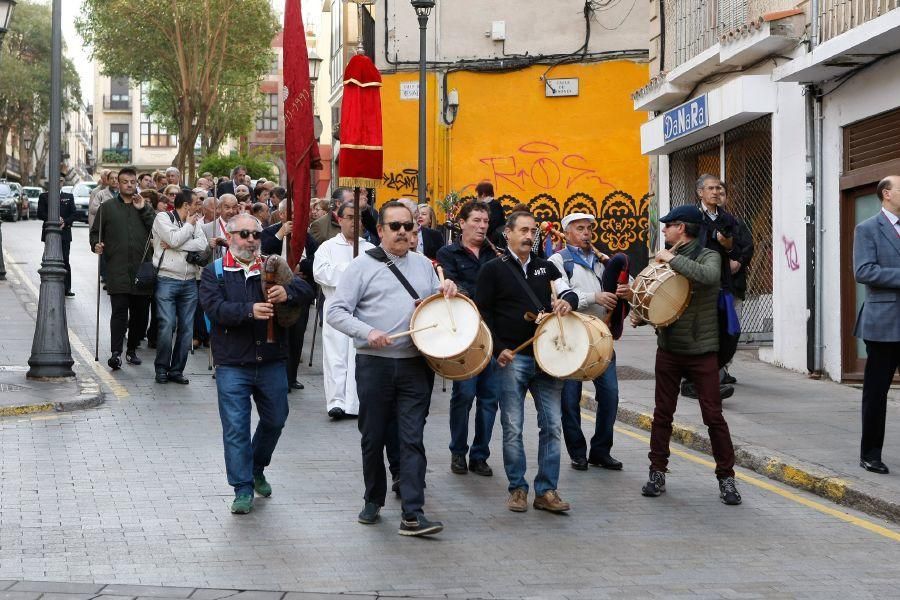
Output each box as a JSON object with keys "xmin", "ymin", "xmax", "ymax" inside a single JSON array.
[{"xmin": 854, "ymin": 174, "xmax": 900, "ymax": 475}]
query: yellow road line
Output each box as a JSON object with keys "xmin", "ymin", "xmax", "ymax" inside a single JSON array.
[
  {"xmin": 581, "ymin": 411, "xmax": 900, "ymax": 543},
  {"xmin": 3, "ymin": 251, "xmax": 129, "ymax": 400}
]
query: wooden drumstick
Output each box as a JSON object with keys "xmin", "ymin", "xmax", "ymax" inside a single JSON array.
[
  {"xmin": 435, "ymin": 265, "xmax": 458, "ymax": 333},
  {"xmin": 510, "ymin": 329, "xmax": 545, "ymax": 355},
  {"xmin": 387, "ymin": 322, "xmax": 438, "ymax": 341},
  {"xmin": 550, "ymin": 282, "xmax": 567, "ymax": 349}
]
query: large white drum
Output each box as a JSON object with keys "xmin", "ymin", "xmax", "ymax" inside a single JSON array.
[
  {"xmin": 410, "ymin": 294, "xmax": 491, "ymax": 379},
  {"xmin": 533, "ymin": 312, "xmax": 614, "ymax": 381}
]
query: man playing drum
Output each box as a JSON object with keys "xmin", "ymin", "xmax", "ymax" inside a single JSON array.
[
  {"xmin": 548, "ymin": 212, "xmax": 628, "ymax": 472},
  {"xmin": 327, "ymin": 201, "xmax": 459, "ymax": 537},
  {"xmin": 632, "ymin": 205, "xmax": 742, "ymax": 506},
  {"xmin": 476, "ymin": 210, "xmax": 579, "ymax": 513},
  {"xmin": 437, "ymin": 201, "xmax": 502, "ymax": 477},
  {"xmin": 313, "ymin": 201, "xmax": 374, "ymax": 419}
]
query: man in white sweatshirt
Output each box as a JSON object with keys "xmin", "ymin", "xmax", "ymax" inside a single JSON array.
[
  {"xmin": 313, "ymin": 201, "xmax": 374, "ymax": 419},
  {"xmin": 151, "ymin": 189, "xmax": 209, "ymax": 385}
]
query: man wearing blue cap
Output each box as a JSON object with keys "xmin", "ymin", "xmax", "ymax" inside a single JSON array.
[{"xmin": 633, "ymin": 204, "xmax": 741, "ymax": 505}]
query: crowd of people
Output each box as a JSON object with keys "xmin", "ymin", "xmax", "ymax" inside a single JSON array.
[{"xmin": 77, "ymin": 166, "xmax": 775, "ymax": 538}]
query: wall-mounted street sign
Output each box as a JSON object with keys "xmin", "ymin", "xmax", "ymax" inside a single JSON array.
[
  {"xmin": 663, "ymin": 94, "xmax": 708, "ymax": 143},
  {"xmin": 400, "ymin": 81, "xmax": 419, "ymax": 100},
  {"xmin": 545, "ymin": 78, "xmax": 579, "ymax": 97}
]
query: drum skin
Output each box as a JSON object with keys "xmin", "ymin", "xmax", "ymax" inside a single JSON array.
[
  {"xmin": 410, "ymin": 294, "xmax": 480, "ymax": 359},
  {"xmin": 534, "ymin": 312, "xmax": 613, "ymax": 381},
  {"xmin": 630, "ymin": 263, "xmax": 692, "ymax": 327},
  {"xmin": 426, "ymin": 322, "xmax": 493, "ymax": 380}
]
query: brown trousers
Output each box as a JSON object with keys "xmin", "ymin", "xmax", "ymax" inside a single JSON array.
[{"xmin": 649, "ymin": 349, "xmax": 736, "ymax": 479}]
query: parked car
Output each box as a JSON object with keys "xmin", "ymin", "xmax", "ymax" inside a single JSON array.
[
  {"xmin": 23, "ymin": 186, "xmax": 44, "ymax": 218},
  {"xmin": 0, "ymin": 180, "xmax": 29, "ymax": 221},
  {"xmin": 72, "ymin": 182, "xmax": 97, "ymax": 224}
]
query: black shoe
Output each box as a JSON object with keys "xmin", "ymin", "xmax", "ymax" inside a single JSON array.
[
  {"xmin": 358, "ymin": 502, "xmax": 381, "ymax": 524},
  {"xmin": 328, "ymin": 407, "xmax": 346, "ymax": 420},
  {"xmin": 168, "ymin": 375, "xmax": 190, "ymax": 385},
  {"xmin": 860, "ymin": 459, "xmax": 890, "ymax": 474},
  {"xmin": 147, "ymin": 340, "xmax": 157, "ymax": 349},
  {"xmin": 718, "ymin": 476, "xmax": 742, "ymax": 505},
  {"xmin": 125, "ymin": 352, "xmax": 141, "ymax": 365},
  {"xmin": 721, "ymin": 371, "xmax": 737, "ymax": 385},
  {"xmin": 450, "ymin": 454, "xmax": 468, "ymax": 474},
  {"xmin": 291, "ymin": 381, "xmax": 304, "ymax": 390},
  {"xmin": 720, "ymin": 384, "xmax": 735, "ymax": 400},
  {"xmin": 391, "ymin": 475, "xmax": 400, "ymax": 496},
  {"xmin": 680, "ymin": 380, "xmax": 697, "ymax": 398},
  {"xmin": 589, "ymin": 455, "xmax": 623, "ymax": 470},
  {"xmin": 399, "ymin": 514, "xmax": 443, "ymax": 537},
  {"xmin": 468, "ymin": 458, "xmax": 493, "ymax": 476},
  {"xmin": 570, "ymin": 457, "xmax": 589, "ymax": 471},
  {"xmin": 155, "ymin": 373, "xmax": 168, "ymax": 384},
  {"xmin": 641, "ymin": 470, "xmax": 666, "ymax": 497},
  {"xmin": 107, "ymin": 352, "xmax": 122, "ymax": 371},
  {"xmin": 65, "ymin": 292, "xmax": 75, "ymax": 298}
]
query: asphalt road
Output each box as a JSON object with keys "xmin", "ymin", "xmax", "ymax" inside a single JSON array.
[{"xmin": 1, "ymin": 219, "xmax": 899, "ymax": 599}]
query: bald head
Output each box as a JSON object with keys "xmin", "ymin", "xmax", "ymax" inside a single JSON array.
[{"xmin": 877, "ymin": 175, "xmax": 900, "ymax": 216}]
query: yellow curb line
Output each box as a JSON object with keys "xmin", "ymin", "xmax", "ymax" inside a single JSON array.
[
  {"xmin": 0, "ymin": 402, "xmax": 56, "ymax": 417},
  {"xmin": 581, "ymin": 411, "xmax": 900, "ymax": 543},
  {"xmin": 3, "ymin": 251, "xmax": 129, "ymax": 400}
]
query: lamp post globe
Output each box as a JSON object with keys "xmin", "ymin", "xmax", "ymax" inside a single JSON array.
[
  {"xmin": 411, "ymin": 0, "xmax": 434, "ymax": 206},
  {"xmin": 411, "ymin": 0, "xmax": 435, "ymax": 17},
  {"xmin": 308, "ymin": 47, "xmax": 322, "ymax": 82},
  {"xmin": 0, "ymin": 0, "xmax": 16, "ymax": 41}
]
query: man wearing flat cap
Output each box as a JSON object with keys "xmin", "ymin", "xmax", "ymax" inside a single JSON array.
[
  {"xmin": 632, "ymin": 205, "xmax": 741, "ymax": 506},
  {"xmin": 549, "ymin": 212, "xmax": 631, "ymax": 472}
]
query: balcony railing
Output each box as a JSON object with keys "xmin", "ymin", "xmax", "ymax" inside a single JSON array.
[
  {"xmin": 102, "ymin": 94, "xmax": 132, "ymax": 111},
  {"xmin": 818, "ymin": 0, "xmax": 899, "ymax": 42},
  {"xmin": 101, "ymin": 148, "xmax": 132, "ymax": 164},
  {"xmin": 663, "ymin": 0, "xmax": 795, "ymax": 68}
]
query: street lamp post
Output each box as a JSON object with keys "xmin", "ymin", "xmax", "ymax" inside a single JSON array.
[
  {"xmin": 27, "ymin": 0, "xmax": 74, "ymax": 379},
  {"xmin": 0, "ymin": 0, "xmax": 16, "ymax": 282},
  {"xmin": 23, "ymin": 134, "xmax": 32, "ymax": 185},
  {"xmin": 411, "ymin": 0, "xmax": 434, "ymax": 206}
]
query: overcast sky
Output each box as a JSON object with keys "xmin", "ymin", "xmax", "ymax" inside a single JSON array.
[{"xmin": 58, "ymin": 0, "xmax": 321, "ymax": 104}]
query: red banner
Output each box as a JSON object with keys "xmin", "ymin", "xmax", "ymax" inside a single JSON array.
[{"xmin": 283, "ymin": 0, "xmax": 321, "ymax": 267}]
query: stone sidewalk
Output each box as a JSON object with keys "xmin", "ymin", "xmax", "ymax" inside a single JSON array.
[
  {"xmin": 0, "ymin": 255, "xmax": 103, "ymax": 415},
  {"xmin": 590, "ymin": 328, "xmax": 900, "ymax": 523}
]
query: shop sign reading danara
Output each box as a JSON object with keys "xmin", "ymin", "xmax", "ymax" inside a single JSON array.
[{"xmin": 663, "ymin": 95, "xmax": 708, "ymax": 143}]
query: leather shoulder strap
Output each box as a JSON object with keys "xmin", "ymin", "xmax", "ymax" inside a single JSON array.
[
  {"xmin": 500, "ymin": 254, "xmax": 544, "ymax": 313},
  {"xmin": 366, "ymin": 247, "xmax": 420, "ymax": 300}
]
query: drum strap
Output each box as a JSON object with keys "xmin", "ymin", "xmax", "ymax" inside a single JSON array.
[
  {"xmin": 366, "ymin": 247, "xmax": 420, "ymax": 300},
  {"xmin": 500, "ymin": 255, "xmax": 545, "ymax": 314}
]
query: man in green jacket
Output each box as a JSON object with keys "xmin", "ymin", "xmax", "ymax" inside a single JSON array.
[
  {"xmin": 633, "ymin": 205, "xmax": 741, "ymax": 506},
  {"xmin": 89, "ymin": 168, "xmax": 156, "ymax": 370}
]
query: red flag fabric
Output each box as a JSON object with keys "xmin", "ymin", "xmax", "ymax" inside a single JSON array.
[
  {"xmin": 338, "ymin": 55, "xmax": 383, "ymax": 188},
  {"xmin": 283, "ymin": 0, "xmax": 321, "ymax": 268}
]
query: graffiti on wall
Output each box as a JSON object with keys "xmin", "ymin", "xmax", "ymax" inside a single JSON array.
[
  {"xmin": 382, "ymin": 168, "xmax": 419, "ymax": 194},
  {"xmin": 782, "ymin": 235, "xmax": 800, "ymax": 271}
]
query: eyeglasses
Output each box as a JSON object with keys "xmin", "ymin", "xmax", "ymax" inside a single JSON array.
[
  {"xmin": 386, "ymin": 221, "xmax": 415, "ymax": 232},
  {"xmin": 166, "ymin": 192, "xmax": 177, "ymax": 197},
  {"xmin": 235, "ymin": 230, "xmax": 261, "ymax": 240}
]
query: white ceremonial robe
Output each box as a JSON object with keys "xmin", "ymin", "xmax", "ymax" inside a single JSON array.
[{"xmin": 313, "ymin": 233, "xmax": 375, "ymax": 415}]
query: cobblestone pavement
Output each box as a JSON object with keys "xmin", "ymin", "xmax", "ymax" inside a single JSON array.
[{"xmin": 1, "ymin": 221, "xmax": 900, "ymax": 599}]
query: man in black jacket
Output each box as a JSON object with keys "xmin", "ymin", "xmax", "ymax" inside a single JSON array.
[
  {"xmin": 719, "ymin": 182, "xmax": 754, "ymax": 384},
  {"xmin": 437, "ymin": 201, "xmax": 502, "ymax": 477},
  {"xmin": 38, "ymin": 178, "xmax": 76, "ymax": 297},
  {"xmin": 476, "ymin": 181, "xmax": 507, "ymax": 248},
  {"xmin": 199, "ymin": 213, "xmax": 315, "ymax": 515},
  {"xmin": 476, "ymin": 210, "xmax": 578, "ymax": 514}
]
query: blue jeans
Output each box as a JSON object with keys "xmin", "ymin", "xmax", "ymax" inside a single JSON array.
[
  {"xmin": 498, "ymin": 354, "xmax": 564, "ymax": 495},
  {"xmin": 216, "ymin": 361, "xmax": 289, "ymax": 497},
  {"xmin": 449, "ymin": 358, "xmax": 501, "ymax": 461},
  {"xmin": 154, "ymin": 276, "xmax": 197, "ymax": 377},
  {"xmin": 561, "ymin": 354, "xmax": 619, "ymax": 462}
]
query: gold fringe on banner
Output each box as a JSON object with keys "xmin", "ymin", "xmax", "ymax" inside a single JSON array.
[{"xmin": 338, "ymin": 177, "xmax": 381, "ymax": 188}]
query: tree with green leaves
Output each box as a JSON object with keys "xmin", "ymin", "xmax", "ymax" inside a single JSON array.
[
  {"xmin": 0, "ymin": 0, "xmax": 81, "ymax": 183},
  {"xmin": 77, "ymin": 0, "xmax": 279, "ymax": 181}
]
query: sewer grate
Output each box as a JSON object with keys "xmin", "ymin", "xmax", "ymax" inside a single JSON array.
[
  {"xmin": 0, "ymin": 383, "xmax": 26, "ymax": 392},
  {"xmin": 616, "ymin": 365, "xmax": 655, "ymax": 380}
]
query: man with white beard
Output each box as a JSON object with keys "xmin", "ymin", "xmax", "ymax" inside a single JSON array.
[{"xmin": 313, "ymin": 201, "xmax": 374, "ymax": 419}]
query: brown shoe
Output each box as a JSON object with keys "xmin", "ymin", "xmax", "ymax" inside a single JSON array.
[
  {"xmin": 533, "ymin": 490, "xmax": 571, "ymax": 513},
  {"xmin": 506, "ymin": 488, "xmax": 528, "ymax": 512}
]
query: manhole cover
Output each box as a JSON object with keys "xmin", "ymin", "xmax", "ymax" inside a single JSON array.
[
  {"xmin": 617, "ymin": 366, "xmax": 655, "ymax": 380},
  {"xmin": 0, "ymin": 383, "xmax": 26, "ymax": 392}
]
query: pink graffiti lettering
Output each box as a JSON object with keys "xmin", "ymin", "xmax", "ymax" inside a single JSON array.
[
  {"xmin": 782, "ymin": 235, "xmax": 799, "ymax": 271},
  {"xmin": 477, "ymin": 142, "xmax": 615, "ymax": 193}
]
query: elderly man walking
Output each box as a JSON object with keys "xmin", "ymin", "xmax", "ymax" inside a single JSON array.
[{"xmin": 199, "ymin": 213, "xmax": 315, "ymax": 514}]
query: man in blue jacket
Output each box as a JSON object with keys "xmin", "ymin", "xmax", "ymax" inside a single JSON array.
[
  {"xmin": 199, "ymin": 213, "xmax": 315, "ymax": 515},
  {"xmin": 854, "ymin": 175, "xmax": 900, "ymax": 475}
]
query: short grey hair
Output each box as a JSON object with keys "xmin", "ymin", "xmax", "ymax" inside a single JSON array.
[
  {"xmin": 397, "ymin": 198, "xmax": 419, "ymax": 218},
  {"xmin": 225, "ymin": 213, "xmax": 262, "ymax": 233},
  {"xmin": 696, "ymin": 173, "xmax": 720, "ymax": 191},
  {"xmin": 218, "ymin": 193, "xmax": 237, "ymax": 207},
  {"xmin": 278, "ymin": 199, "xmax": 288, "ymax": 213},
  {"xmin": 165, "ymin": 167, "xmax": 180, "ymax": 176}
]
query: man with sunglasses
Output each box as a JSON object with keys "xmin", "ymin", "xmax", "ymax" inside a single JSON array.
[
  {"xmin": 328, "ymin": 201, "xmax": 458, "ymax": 537},
  {"xmin": 199, "ymin": 213, "xmax": 315, "ymax": 515},
  {"xmin": 632, "ymin": 205, "xmax": 741, "ymax": 506}
]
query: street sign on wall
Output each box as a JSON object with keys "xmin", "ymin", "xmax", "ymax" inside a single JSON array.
[
  {"xmin": 400, "ymin": 82, "xmax": 419, "ymax": 100},
  {"xmin": 545, "ymin": 78, "xmax": 579, "ymax": 97},
  {"xmin": 663, "ymin": 95, "xmax": 708, "ymax": 143}
]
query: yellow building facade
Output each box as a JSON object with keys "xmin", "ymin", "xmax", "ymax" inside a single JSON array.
[{"xmin": 376, "ymin": 60, "xmax": 650, "ymax": 259}]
